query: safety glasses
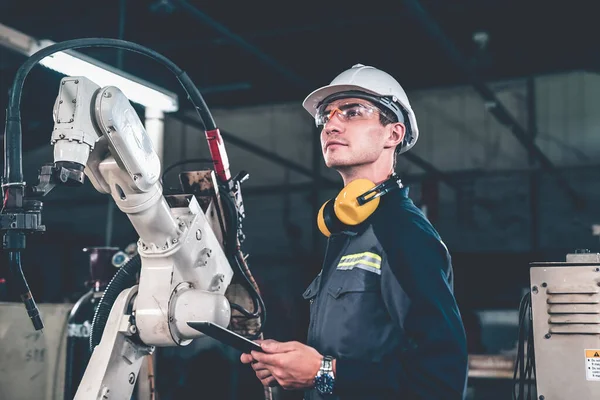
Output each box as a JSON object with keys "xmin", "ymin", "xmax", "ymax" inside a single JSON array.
[{"xmin": 315, "ymin": 102, "xmax": 390, "ymax": 128}]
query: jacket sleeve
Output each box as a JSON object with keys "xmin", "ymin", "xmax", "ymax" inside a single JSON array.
[{"xmin": 334, "ymin": 218, "xmax": 468, "ymax": 399}]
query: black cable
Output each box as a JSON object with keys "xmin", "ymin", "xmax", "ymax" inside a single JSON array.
[
  {"xmin": 518, "ymin": 299, "xmax": 527, "ymax": 398},
  {"xmin": 234, "ymin": 256, "xmax": 265, "ymax": 318},
  {"xmin": 513, "ymin": 292, "xmax": 535, "ymax": 400},
  {"xmin": 221, "ymin": 189, "xmax": 256, "ymax": 310},
  {"xmin": 223, "ymin": 193, "xmax": 260, "ymax": 317},
  {"xmin": 523, "ymin": 295, "xmax": 532, "ymax": 400},
  {"xmin": 233, "ymin": 257, "xmax": 267, "ymax": 341},
  {"xmin": 8, "ymin": 39, "xmax": 216, "ymax": 129},
  {"xmin": 4, "ymin": 38, "xmax": 217, "ymax": 185},
  {"xmin": 220, "ymin": 186, "xmax": 266, "ymax": 339},
  {"xmin": 526, "ymin": 300, "xmax": 536, "ymax": 400},
  {"xmin": 223, "ymin": 190, "xmax": 266, "ymax": 337},
  {"xmin": 223, "ymin": 190, "xmax": 260, "ymax": 316},
  {"xmin": 90, "ymin": 254, "xmax": 141, "ymax": 350},
  {"xmin": 8, "ymin": 251, "xmax": 43, "ymax": 331},
  {"xmin": 513, "ymin": 292, "xmax": 527, "ymax": 400}
]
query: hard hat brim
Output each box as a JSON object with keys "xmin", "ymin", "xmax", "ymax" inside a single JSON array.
[
  {"xmin": 302, "ymin": 84, "xmax": 381, "ymax": 118},
  {"xmin": 302, "ymin": 83, "xmax": 420, "ymax": 154}
]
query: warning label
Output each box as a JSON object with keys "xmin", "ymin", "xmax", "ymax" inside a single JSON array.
[{"xmin": 586, "ymin": 349, "xmax": 600, "ymax": 381}]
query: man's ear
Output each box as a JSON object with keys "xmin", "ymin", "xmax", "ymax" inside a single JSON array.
[{"xmin": 384, "ymin": 122, "xmax": 406, "ymax": 149}]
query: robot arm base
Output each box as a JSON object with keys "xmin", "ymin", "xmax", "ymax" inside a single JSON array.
[{"xmin": 74, "ymin": 286, "xmax": 153, "ymax": 400}]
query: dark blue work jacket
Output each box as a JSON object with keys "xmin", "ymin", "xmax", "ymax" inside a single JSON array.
[{"xmin": 303, "ymin": 187, "xmax": 468, "ymax": 400}]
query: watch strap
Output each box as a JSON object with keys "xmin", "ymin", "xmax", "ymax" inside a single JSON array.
[{"xmin": 321, "ymin": 355, "xmax": 333, "ymax": 373}]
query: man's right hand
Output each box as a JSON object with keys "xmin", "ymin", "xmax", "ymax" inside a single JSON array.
[{"xmin": 240, "ymin": 352, "xmax": 278, "ymax": 387}]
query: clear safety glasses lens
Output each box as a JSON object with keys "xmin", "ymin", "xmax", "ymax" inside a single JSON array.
[{"xmin": 315, "ymin": 103, "xmax": 380, "ymax": 127}]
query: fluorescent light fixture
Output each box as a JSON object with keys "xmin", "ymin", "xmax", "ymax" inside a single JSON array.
[
  {"xmin": 0, "ymin": 24, "xmax": 35, "ymax": 54},
  {"xmin": 31, "ymin": 40, "xmax": 179, "ymax": 113}
]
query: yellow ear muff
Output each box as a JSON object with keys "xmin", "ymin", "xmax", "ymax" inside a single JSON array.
[
  {"xmin": 334, "ymin": 178, "xmax": 380, "ymax": 226},
  {"xmin": 317, "ymin": 201, "xmax": 332, "ymax": 237},
  {"xmin": 317, "ymin": 175, "xmax": 402, "ymax": 237}
]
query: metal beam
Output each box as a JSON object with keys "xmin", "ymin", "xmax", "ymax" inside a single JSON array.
[
  {"xmin": 173, "ymin": 0, "xmax": 456, "ymax": 190},
  {"xmin": 403, "ymin": 0, "xmax": 584, "ymax": 208},
  {"xmin": 403, "ymin": 152, "xmax": 458, "ymax": 189},
  {"xmin": 527, "ymin": 76, "xmax": 540, "ymax": 251},
  {"xmin": 173, "ymin": 114, "xmax": 339, "ymax": 187},
  {"xmin": 172, "ymin": 0, "xmax": 311, "ymax": 90}
]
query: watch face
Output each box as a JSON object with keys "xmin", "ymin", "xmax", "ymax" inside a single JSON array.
[{"xmin": 315, "ymin": 373, "xmax": 335, "ymax": 394}]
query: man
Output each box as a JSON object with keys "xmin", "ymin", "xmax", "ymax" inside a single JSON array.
[{"xmin": 241, "ymin": 64, "xmax": 468, "ymax": 399}]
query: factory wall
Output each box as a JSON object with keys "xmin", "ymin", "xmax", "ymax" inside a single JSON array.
[{"xmin": 397, "ymin": 70, "xmax": 600, "ymax": 173}]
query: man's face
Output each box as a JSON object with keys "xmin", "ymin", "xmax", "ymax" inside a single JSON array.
[{"xmin": 318, "ymin": 98, "xmax": 393, "ymax": 169}]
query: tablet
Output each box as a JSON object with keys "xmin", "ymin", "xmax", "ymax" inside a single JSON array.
[{"xmin": 187, "ymin": 321, "xmax": 263, "ymax": 353}]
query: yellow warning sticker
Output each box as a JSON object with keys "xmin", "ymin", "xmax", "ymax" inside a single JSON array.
[
  {"xmin": 585, "ymin": 349, "xmax": 600, "ymax": 381},
  {"xmin": 586, "ymin": 350, "xmax": 600, "ymax": 358}
]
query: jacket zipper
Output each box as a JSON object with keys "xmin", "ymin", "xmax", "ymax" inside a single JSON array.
[
  {"xmin": 308, "ymin": 235, "xmax": 351, "ymax": 349},
  {"xmin": 307, "ymin": 240, "xmax": 328, "ymax": 344}
]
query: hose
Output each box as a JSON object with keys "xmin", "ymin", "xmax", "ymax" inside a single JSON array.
[
  {"xmin": 5, "ymin": 38, "xmax": 218, "ymax": 185},
  {"xmin": 512, "ymin": 291, "xmax": 536, "ymax": 400},
  {"xmin": 220, "ymin": 189, "xmax": 266, "ymax": 339},
  {"xmin": 89, "ymin": 254, "xmax": 141, "ymax": 351}
]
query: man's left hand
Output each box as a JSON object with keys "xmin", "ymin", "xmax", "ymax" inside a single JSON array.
[{"xmin": 250, "ymin": 339, "xmax": 322, "ymax": 390}]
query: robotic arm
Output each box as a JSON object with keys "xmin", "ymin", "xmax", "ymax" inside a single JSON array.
[
  {"xmin": 1, "ymin": 39, "xmax": 265, "ymax": 400},
  {"xmin": 70, "ymin": 76, "xmax": 234, "ymax": 340},
  {"xmin": 53, "ymin": 76, "xmax": 236, "ymax": 399}
]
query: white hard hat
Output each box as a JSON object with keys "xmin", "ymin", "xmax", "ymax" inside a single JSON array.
[{"xmin": 302, "ymin": 64, "xmax": 419, "ymax": 153}]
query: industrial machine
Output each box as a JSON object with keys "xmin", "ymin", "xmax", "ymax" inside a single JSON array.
[
  {"xmin": 514, "ymin": 251, "xmax": 600, "ymax": 399},
  {"xmin": 0, "ymin": 39, "xmax": 266, "ymax": 399}
]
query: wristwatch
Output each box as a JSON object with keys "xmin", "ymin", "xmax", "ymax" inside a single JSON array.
[{"xmin": 314, "ymin": 355, "xmax": 335, "ymax": 395}]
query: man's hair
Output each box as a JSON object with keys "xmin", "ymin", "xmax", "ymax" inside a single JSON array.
[
  {"xmin": 378, "ymin": 107, "xmax": 398, "ymax": 126},
  {"xmin": 375, "ymin": 105, "xmax": 405, "ymax": 157}
]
